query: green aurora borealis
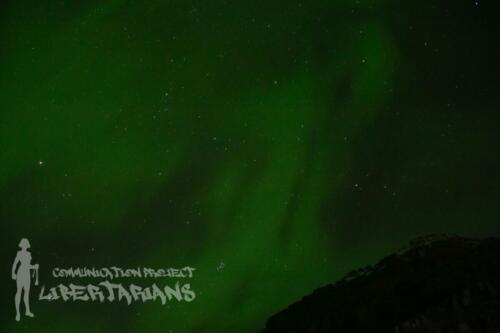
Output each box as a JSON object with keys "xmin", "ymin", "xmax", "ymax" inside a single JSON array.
[{"xmin": 1, "ymin": 0, "xmax": 499, "ymax": 332}]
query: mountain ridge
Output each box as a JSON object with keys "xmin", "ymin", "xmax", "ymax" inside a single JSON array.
[{"xmin": 262, "ymin": 234, "xmax": 500, "ymax": 332}]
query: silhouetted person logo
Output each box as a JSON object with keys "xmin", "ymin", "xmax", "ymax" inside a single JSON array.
[{"xmin": 12, "ymin": 238, "xmax": 38, "ymax": 322}]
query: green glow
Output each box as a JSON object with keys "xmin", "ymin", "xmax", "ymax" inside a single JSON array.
[{"xmin": 1, "ymin": 1, "xmax": 497, "ymax": 332}]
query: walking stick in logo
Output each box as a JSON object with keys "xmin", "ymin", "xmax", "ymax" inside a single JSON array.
[
  {"xmin": 12, "ymin": 238, "xmax": 38, "ymax": 322},
  {"xmin": 33, "ymin": 265, "xmax": 39, "ymax": 286}
]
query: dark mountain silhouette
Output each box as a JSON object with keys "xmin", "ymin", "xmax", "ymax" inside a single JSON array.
[{"xmin": 263, "ymin": 235, "xmax": 500, "ymax": 332}]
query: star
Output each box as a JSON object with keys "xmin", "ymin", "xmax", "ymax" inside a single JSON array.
[{"xmin": 217, "ymin": 261, "xmax": 225, "ymax": 271}]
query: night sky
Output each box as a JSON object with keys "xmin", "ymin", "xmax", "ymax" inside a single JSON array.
[{"xmin": 1, "ymin": 0, "xmax": 499, "ymax": 332}]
